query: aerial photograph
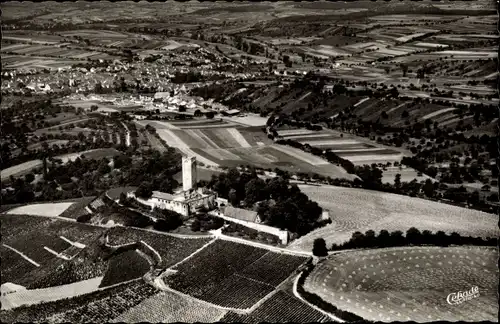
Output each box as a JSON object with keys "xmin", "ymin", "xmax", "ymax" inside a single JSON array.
[{"xmin": 0, "ymin": 0, "xmax": 498, "ymax": 323}]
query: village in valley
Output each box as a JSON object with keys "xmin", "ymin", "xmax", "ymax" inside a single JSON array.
[{"xmin": 1, "ymin": 1, "xmax": 498, "ymax": 323}]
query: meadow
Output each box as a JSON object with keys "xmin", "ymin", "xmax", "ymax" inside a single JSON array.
[
  {"xmin": 6, "ymin": 202, "xmax": 74, "ymax": 217},
  {"xmin": 305, "ymin": 246, "xmax": 498, "ymax": 322},
  {"xmin": 288, "ymin": 184, "xmax": 499, "ymax": 252}
]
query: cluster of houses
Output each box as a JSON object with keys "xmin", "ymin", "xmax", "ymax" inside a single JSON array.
[{"xmin": 62, "ymin": 82, "xmax": 239, "ymax": 117}]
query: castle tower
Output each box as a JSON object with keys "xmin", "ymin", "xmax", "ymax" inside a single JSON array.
[{"xmin": 182, "ymin": 156, "xmax": 197, "ymax": 191}]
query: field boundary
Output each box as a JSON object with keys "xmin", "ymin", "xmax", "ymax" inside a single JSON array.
[
  {"xmin": 2, "ymin": 244, "xmax": 41, "ymax": 267},
  {"xmin": 293, "ymin": 273, "xmax": 344, "ymax": 323}
]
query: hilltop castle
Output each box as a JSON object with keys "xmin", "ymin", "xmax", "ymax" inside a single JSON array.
[{"xmin": 128, "ymin": 156, "xmax": 216, "ymax": 218}]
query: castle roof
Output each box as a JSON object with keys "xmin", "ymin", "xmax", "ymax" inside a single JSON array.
[
  {"xmin": 152, "ymin": 191, "xmax": 175, "ymax": 201},
  {"xmin": 223, "ymin": 206, "xmax": 259, "ymax": 223}
]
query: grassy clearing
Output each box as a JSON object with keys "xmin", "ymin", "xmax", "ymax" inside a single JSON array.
[
  {"xmin": 7, "ymin": 202, "xmax": 74, "ymax": 217},
  {"xmin": 1, "ymin": 160, "xmax": 43, "ymax": 179},
  {"xmin": 288, "ymin": 184, "xmax": 498, "ymax": 252},
  {"xmin": 305, "ymin": 246, "xmax": 498, "ymax": 322},
  {"xmin": 382, "ymin": 167, "xmax": 434, "ymax": 185}
]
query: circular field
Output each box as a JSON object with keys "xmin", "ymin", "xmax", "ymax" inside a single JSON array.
[{"xmin": 304, "ymin": 246, "xmax": 498, "ymax": 322}]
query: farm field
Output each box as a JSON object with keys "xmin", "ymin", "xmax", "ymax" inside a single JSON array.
[
  {"xmin": 221, "ymin": 290, "xmax": 330, "ymax": 323},
  {"xmin": 152, "ymin": 123, "xmax": 355, "ymax": 178},
  {"xmin": 1, "ymin": 160, "xmax": 43, "ymax": 179},
  {"xmin": 6, "ymin": 202, "xmax": 74, "ymax": 217},
  {"xmin": 56, "ymin": 148, "xmax": 121, "ymax": 163},
  {"xmin": 382, "ymin": 166, "xmax": 435, "ymax": 184},
  {"xmin": 111, "ymin": 290, "xmax": 228, "ymax": 323},
  {"xmin": 2, "ymin": 148, "xmax": 121, "ymax": 180},
  {"xmin": 2, "ymin": 54, "xmax": 82, "ymax": 70},
  {"xmin": 277, "ymin": 128, "xmax": 405, "ymax": 166},
  {"xmin": 287, "ymin": 184, "xmax": 499, "ymax": 252},
  {"xmin": 305, "ymin": 246, "xmax": 498, "ymax": 322},
  {"xmin": 0, "ymin": 43, "xmax": 115, "ymax": 60},
  {"xmin": 166, "ymin": 240, "xmax": 309, "ymax": 309}
]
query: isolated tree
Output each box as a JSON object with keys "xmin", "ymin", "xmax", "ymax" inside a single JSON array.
[
  {"xmin": 228, "ymin": 188, "xmax": 239, "ymax": 206},
  {"xmin": 205, "ymin": 111, "xmax": 215, "ymax": 119},
  {"xmin": 422, "ymin": 178, "xmax": 435, "ymax": 197},
  {"xmin": 394, "ymin": 174, "xmax": 402, "ymax": 191},
  {"xmin": 384, "ymin": 67, "xmax": 391, "ymax": 74},
  {"xmin": 312, "ymin": 238, "xmax": 328, "ymax": 257},
  {"xmin": 25, "ymin": 173, "xmax": 35, "ymax": 184},
  {"xmin": 191, "ymin": 219, "xmax": 201, "ymax": 232},
  {"xmin": 400, "ymin": 63, "xmax": 408, "ymax": 77},
  {"xmin": 136, "ymin": 181, "xmax": 153, "ymax": 199}
]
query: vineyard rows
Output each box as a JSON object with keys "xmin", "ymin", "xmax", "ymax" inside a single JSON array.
[
  {"xmin": 105, "ymin": 227, "xmax": 212, "ymax": 268},
  {"xmin": 99, "ymin": 250, "xmax": 150, "ymax": 288},
  {"xmin": 111, "ymin": 291, "xmax": 228, "ymax": 323},
  {"xmin": 200, "ymin": 274, "xmax": 274, "ymax": 309},
  {"xmin": 167, "ymin": 240, "xmax": 269, "ymax": 297},
  {"xmin": 0, "ymin": 214, "xmax": 107, "ymax": 288},
  {"xmin": 167, "ymin": 240, "xmax": 311, "ymax": 309},
  {"xmin": 1, "ymin": 215, "xmax": 106, "ymax": 268},
  {"xmin": 0, "ymin": 245, "xmax": 38, "ymax": 285},
  {"xmin": 45, "ymin": 281, "xmax": 157, "ymax": 323},
  {"xmin": 220, "ymin": 291, "xmax": 330, "ymax": 323},
  {"xmin": 240, "ymin": 252, "xmax": 307, "ymax": 287}
]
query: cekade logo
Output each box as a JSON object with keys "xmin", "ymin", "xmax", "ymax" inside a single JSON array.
[{"xmin": 447, "ymin": 286, "xmax": 480, "ymax": 305}]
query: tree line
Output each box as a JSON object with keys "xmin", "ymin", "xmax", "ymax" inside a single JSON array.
[{"xmin": 330, "ymin": 227, "xmax": 497, "ymax": 251}]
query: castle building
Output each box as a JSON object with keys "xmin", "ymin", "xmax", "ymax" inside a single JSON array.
[{"xmin": 128, "ymin": 156, "xmax": 216, "ymax": 218}]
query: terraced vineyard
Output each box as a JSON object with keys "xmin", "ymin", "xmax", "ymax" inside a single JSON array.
[
  {"xmin": 1, "ymin": 214, "xmax": 106, "ymax": 269},
  {"xmin": 166, "ymin": 240, "xmax": 309, "ymax": 309},
  {"xmin": 305, "ymin": 246, "xmax": 498, "ymax": 322},
  {"xmin": 105, "ymin": 226, "xmax": 213, "ymax": 268},
  {"xmin": 220, "ymin": 291, "xmax": 330, "ymax": 323}
]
